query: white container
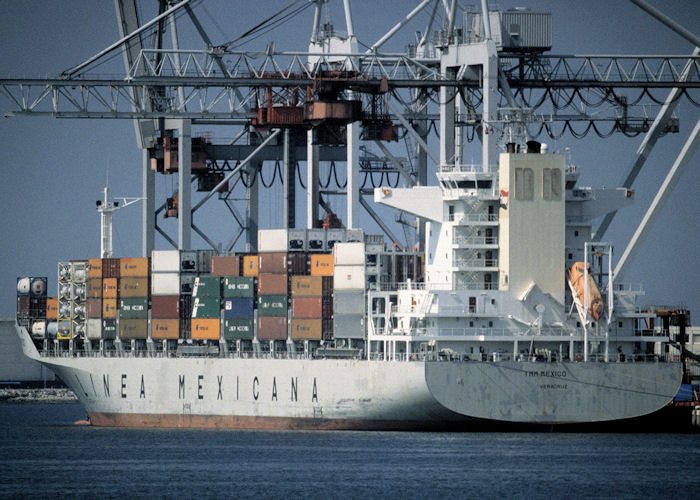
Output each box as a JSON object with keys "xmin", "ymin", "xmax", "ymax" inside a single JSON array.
[
  {"xmin": 333, "ymin": 265, "xmax": 366, "ymax": 290},
  {"xmin": 346, "ymin": 229, "xmax": 364, "ymax": 242},
  {"xmin": 180, "ymin": 251, "xmax": 198, "ymax": 273},
  {"xmin": 333, "ymin": 290, "xmax": 365, "ymax": 315},
  {"xmin": 151, "ymin": 272, "xmax": 181, "ymax": 295},
  {"xmin": 151, "ymin": 250, "xmax": 180, "ymax": 272},
  {"xmin": 258, "ymin": 229, "xmax": 289, "ymax": 253},
  {"xmin": 46, "ymin": 321, "xmax": 58, "ymax": 339},
  {"xmin": 325, "ymin": 229, "xmax": 346, "ymax": 251},
  {"xmin": 71, "ymin": 262, "xmax": 88, "ymax": 283},
  {"xmin": 72, "ymin": 320, "xmax": 86, "ymax": 338},
  {"xmin": 31, "ymin": 320, "xmax": 47, "ymax": 337},
  {"xmin": 307, "ymin": 229, "xmax": 326, "ymax": 252},
  {"xmin": 71, "ymin": 283, "xmax": 87, "ymax": 302},
  {"xmin": 334, "ymin": 242, "xmax": 366, "ymax": 266},
  {"xmin": 86, "ymin": 318, "xmax": 102, "ymax": 340},
  {"xmin": 332, "ymin": 313, "xmax": 364, "ymax": 339},
  {"xmin": 71, "ymin": 303, "xmax": 86, "ymax": 319},
  {"xmin": 288, "ymin": 229, "xmax": 307, "ymax": 252}
]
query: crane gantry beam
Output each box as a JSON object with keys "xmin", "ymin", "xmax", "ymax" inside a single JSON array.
[{"xmin": 1, "ymin": 52, "xmax": 698, "ymax": 118}]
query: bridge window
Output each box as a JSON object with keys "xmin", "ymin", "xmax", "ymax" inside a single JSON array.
[
  {"xmin": 543, "ymin": 168, "xmax": 562, "ymax": 200},
  {"xmin": 515, "ymin": 168, "xmax": 534, "ymax": 200}
]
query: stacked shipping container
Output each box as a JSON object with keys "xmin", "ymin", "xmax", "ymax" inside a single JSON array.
[
  {"xmin": 57, "ymin": 262, "xmax": 87, "ymax": 340},
  {"xmin": 16, "ymin": 276, "xmax": 48, "ymax": 339},
  {"xmin": 151, "ymin": 250, "xmax": 184, "ymax": 339},
  {"xmin": 191, "ymin": 275, "xmax": 222, "ymax": 340},
  {"xmin": 257, "ymin": 252, "xmax": 288, "ymax": 341},
  {"xmin": 333, "ymin": 242, "xmax": 366, "ymax": 339},
  {"xmin": 119, "ymin": 258, "xmax": 149, "ymax": 339},
  {"xmin": 291, "ymin": 276, "xmax": 333, "ymax": 340}
]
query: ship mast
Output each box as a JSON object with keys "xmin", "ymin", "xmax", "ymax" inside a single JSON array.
[{"xmin": 96, "ymin": 186, "xmax": 142, "ymax": 258}]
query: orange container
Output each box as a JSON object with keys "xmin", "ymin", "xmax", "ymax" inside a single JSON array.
[
  {"xmin": 102, "ymin": 298, "xmax": 118, "ymax": 319},
  {"xmin": 46, "ymin": 298, "xmax": 58, "ymax": 320},
  {"xmin": 291, "ymin": 319, "xmax": 322, "ymax": 340},
  {"xmin": 191, "ymin": 318, "xmax": 221, "ymax": 340},
  {"xmin": 121, "ymin": 257, "xmax": 149, "ymax": 277},
  {"xmin": 310, "ymin": 254, "xmax": 334, "ymax": 276},
  {"xmin": 242, "ymin": 255, "xmax": 259, "ymax": 277},
  {"xmin": 102, "ymin": 278, "xmax": 118, "ymax": 299},
  {"xmin": 151, "ymin": 318, "xmax": 180, "ymax": 340},
  {"xmin": 88, "ymin": 258, "xmax": 103, "ymax": 278}
]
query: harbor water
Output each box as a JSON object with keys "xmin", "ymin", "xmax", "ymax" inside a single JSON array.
[{"xmin": 1, "ymin": 403, "xmax": 699, "ymax": 498}]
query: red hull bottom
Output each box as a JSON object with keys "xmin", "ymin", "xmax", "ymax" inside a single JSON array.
[{"xmin": 88, "ymin": 412, "xmax": 444, "ymax": 431}]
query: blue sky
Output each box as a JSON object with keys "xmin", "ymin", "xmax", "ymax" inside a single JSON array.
[{"xmin": 0, "ymin": 0, "xmax": 698, "ymax": 317}]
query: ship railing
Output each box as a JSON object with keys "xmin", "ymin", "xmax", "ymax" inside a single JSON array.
[
  {"xmin": 439, "ymin": 164, "xmax": 482, "ymax": 173},
  {"xmin": 453, "ymin": 235, "xmax": 498, "ymax": 246},
  {"xmin": 612, "ymin": 283, "xmax": 644, "ymax": 292},
  {"xmin": 451, "ymin": 214, "xmax": 499, "ymax": 224},
  {"xmin": 454, "ymin": 258, "xmax": 498, "ymax": 269}
]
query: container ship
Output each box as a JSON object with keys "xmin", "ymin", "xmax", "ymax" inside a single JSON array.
[
  {"xmin": 11, "ymin": 3, "xmax": 697, "ymax": 430},
  {"xmin": 15, "ymin": 142, "xmax": 688, "ymax": 430}
]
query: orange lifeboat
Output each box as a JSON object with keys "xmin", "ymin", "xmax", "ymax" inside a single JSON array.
[{"xmin": 569, "ymin": 262, "xmax": 604, "ymax": 320}]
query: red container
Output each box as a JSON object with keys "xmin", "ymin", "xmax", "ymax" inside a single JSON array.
[
  {"xmin": 259, "ymin": 252, "xmax": 287, "ymax": 274},
  {"xmin": 211, "ymin": 256, "xmax": 240, "ymax": 277},
  {"xmin": 292, "ymin": 296, "xmax": 322, "ymax": 318},
  {"xmin": 16, "ymin": 296, "xmax": 30, "ymax": 317},
  {"xmin": 87, "ymin": 298, "xmax": 102, "ymax": 319},
  {"xmin": 258, "ymin": 273, "xmax": 288, "ymax": 295},
  {"xmin": 287, "ymin": 253, "xmax": 308, "ymax": 275},
  {"xmin": 102, "ymin": 258, "xmax": 121, "ymax": 278},
  {"xmin": 151, "ymin": 295, "xmax": 180, "ymax": 319},
  {"xmin": 257, "ymin": 316, "xmax": 287, "ymax": 340}
]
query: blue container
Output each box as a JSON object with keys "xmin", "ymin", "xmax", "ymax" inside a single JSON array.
[
  {"xmin": 223, "ymin": 298, "xmax": 254, "ymax": 318},
  {"xmin": 673, "ymin": 384, "xmax": 694, "ymax": 402}
]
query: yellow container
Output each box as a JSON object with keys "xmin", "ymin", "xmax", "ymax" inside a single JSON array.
[
  {"xmin": 102, "ymin": 278, "xmax": 118, "ymax": 299},
  {"xmin": 191, "ymin": 318, "xmax": 221, "ymax": 340},
  {"xmin": 291, "ymin": 319, "xmax": 322, "ymax": 340},
  {"xmin": 291, "ymin": 276, "xmax": 322, "ymax": 296},
  {"xmin": 88, "ymin": 258, "xmax": 103, "ymax": 278},
  {"xmin": 102, "ymin": 298, "xmax": 118, "ymax": 319},
  {"xmin": 120, "ymin": 257, "xmax": 149, "ymax": 277},
  {"xmin": 242, "ymin": 255, "xmax": 259, "ymax": 277},
  {"xmin": 310, "ymin": 254, "xmax": 334, "ymax": 276},
  {"xmin": 119, "ymin": 277, "xmax": 150, "ymax": 297}
]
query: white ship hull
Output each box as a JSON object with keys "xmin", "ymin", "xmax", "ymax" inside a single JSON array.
[{"xmin": 18, "ymin": 326, "xmax": 681, "ymax": 430}]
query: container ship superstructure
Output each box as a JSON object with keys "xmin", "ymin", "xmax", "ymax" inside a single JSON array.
[{"xmin": 12, "ymin": 3, "xmax": 695, "ymax": 430}]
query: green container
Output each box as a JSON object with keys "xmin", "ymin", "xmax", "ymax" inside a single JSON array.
[
  {"xmin": 191, "ymin": 297, "xmax": 221, "ymax": 318},
  {"xmin": 258, "ymin": 294, "xmax": 288, "ymax": 317},
  {"xmin": 223, "ymin": 276, "xmax": 255, "ymax": 298},
  {"xmin": 223, "ymin": 317, "xmax": 254, "ymax": 340},
  {"xmin": 192, "ymin": 276, "xmax": 222, "ymax": 298},
  {"xmin": 102, "ymin": 319, "xmax": 117, "ymax": 340},
  {"xmin": 119, "ymin": 298, "xmax": 148, "ymax": 319}
]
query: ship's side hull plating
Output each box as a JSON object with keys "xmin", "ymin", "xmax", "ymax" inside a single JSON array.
[{"xmin": 425, "ymin": 360, "xmax": 682, "ymax": 424}]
